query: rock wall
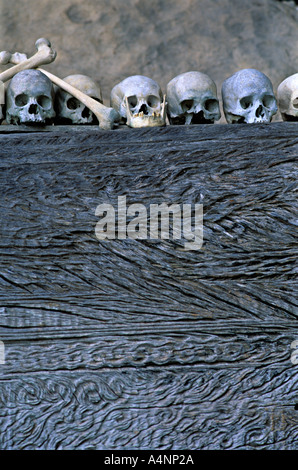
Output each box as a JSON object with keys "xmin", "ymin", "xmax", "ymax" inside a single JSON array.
[{"xmin": 1, "ymin": 0, "xmax": 298, "ymax": 121}]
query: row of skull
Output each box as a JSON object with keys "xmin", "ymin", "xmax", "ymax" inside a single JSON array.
[{"xmin": 1, "ymin": 68, "xmax": 298, "ymax": 127}]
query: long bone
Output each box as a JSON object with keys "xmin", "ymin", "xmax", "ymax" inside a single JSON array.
[
  {"xmin": 0, "ymin": 48, "xmax": 120, "ymax": 130},
  {"xmin": 0, "ymin": 51, "xmax": 28, "ymax": 65},
  {"xmin": 0, "ymin": 38, "xmax": 56, "ymax": 83},
  {"xmin": 39, "ymin": 69, "xmax": 120, "ymax": 129}
]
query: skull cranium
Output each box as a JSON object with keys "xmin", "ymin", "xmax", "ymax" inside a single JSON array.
[
  {"xmin": 277, "ymin": 73, "xmax": 298, "ymax": 121},
  {"xmin": 6, "ymin": 69, "xmax": 55, "ymax": 125},
  {"xmin": 55, "ymin": 74, "xmax": 103, "ymax": 124},
  {"xmin": 166, "ymin": 71, "xmax": 221, "ymax": 125},
  {"xmin": 110, "ymin": 75, "xmax": 166, "ymax": 128},
  {"xmin": 222, "ymin": 69, "xmax": 277, "ymax": 124}
]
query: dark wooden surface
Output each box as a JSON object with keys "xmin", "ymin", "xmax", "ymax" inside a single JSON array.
[{"xmin": 0, "ymin": 122, "xmax": 297, "ymax": 450}]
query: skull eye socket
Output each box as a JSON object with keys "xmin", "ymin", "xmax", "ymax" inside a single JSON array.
[
  {"xmin": 67, "ymin": 97, "xmax": 80, "ymax": 110},
  {"xmin": 292, "ymin": 98, "xmax": 298, "ymax": 109},
  {"xmin": 262, "ymin": 95, "xmax": 275, "ymax": 108},
  {"xmin": 37, "ymin": 95, "xmax": 52, "ymax": 109},
  {"xmin": 181, "ymin": 99, "xmax": 194, "ymax": 112},
  {"xmin": 147, "ymin": 95, "xmax": 160, "ymax": 108},
  {"xmin": 240, "ymin": 96, "xmax": 253, "ymax": 109},
  {"xmin": 15, "ymin": 94, "xmax": 29, "ymax": 107},
  {"xmin": 204, "ymin": 99, "xmax": 219, "ymax": 113},
  {"xmin": 127, "ymin": 96, "xmax": 137, "ymax": 108}
]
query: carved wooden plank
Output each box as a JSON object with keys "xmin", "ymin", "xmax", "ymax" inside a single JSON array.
[
  {"xmin": 0, "ymin": 122, "xmax": 297, "ymax": 450},
  {"xmin": 0, "ymin": 369, "xmax": 298, "ymax": 450}
]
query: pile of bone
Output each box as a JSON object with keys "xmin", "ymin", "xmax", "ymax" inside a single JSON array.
[{"xmin": 0, "ymin": 38, "xmax": 298, "ymax": 130}]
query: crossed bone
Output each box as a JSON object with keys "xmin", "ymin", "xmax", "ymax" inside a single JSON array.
[{"xmin": 0, "ymin": 38, "xmax": 120, "ymax": 130}]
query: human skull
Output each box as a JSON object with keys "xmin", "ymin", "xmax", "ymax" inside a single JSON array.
[
  {"xmin": 277, "ymin": 73, "xmax": 298, "ymax": 121},
  {"xmin": 166, "ymin": 71, "xmax": 221, "ymax": 125},
  {"xmin": 222, "ymin": 69, "xmax": 277, "ymax": 124},
  {"xmin": 6, "ymin": 69, "xmax": 55, "ymax": 125},
  {"xmin": 0, "ymin": 80, "xmax": 4, "ymax": 124},
  {"xmin": 0, "ymin": 102, "xmax": 4, "ymax": 124},
  {"xmin": 110, "ymin": 75, "xmax": 166, "ymax": 128},
  {"xmin": 55, "ymin": 74, "xmax": 103, "ymax": 124}
]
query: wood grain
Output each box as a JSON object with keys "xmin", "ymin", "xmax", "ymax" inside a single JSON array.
[{"xmin": 0, "ymin": 122, "xmax": 297, "ymax": 449}]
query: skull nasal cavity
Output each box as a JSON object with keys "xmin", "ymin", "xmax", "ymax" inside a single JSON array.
[
  {"xmin": 29, "ymin": 104, "xmax": 38, "ymax": 115},
  {"xmin": 256, "ymin": 105, "xmax": 264, "ymax": 118},
  {"xmin": 139, "ymin": 104, "xmax": 148, "ymax": 115},
  {"xmin": 82, "ymin": 107, "xmax": 91, "ymax": 119}
]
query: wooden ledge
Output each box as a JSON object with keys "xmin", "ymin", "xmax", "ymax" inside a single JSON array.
[{"xmin": 0, "ymin": 121, "xmax": 297, "ymax": 449}]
